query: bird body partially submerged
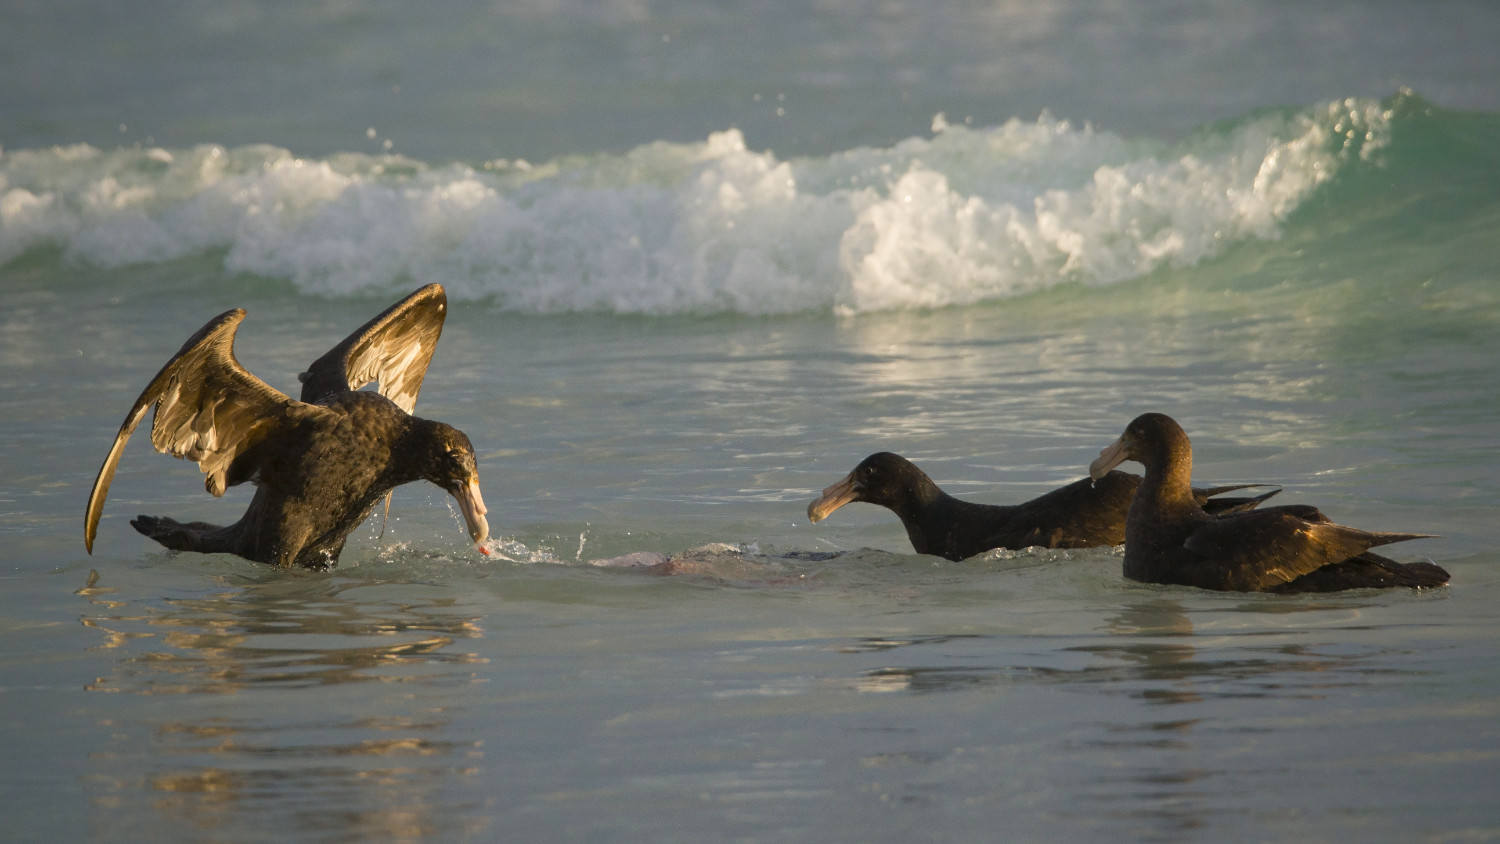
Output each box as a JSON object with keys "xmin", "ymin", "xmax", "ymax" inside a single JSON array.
[
  {"xmin": 85, "ymin": 284, "xmax": 489, "ymax": 569},
  {"xmin": 1090, "ymin": 413, "xmax": 1446, "ymax": 592},
  {"xmin": 807, "ymin": 451, "xmax": 1279, "ymax": 562}
]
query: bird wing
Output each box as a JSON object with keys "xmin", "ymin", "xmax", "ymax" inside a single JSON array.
[
  {"xmin": 297, "ymin": 283, "xmax": 448, "ymax": 414},
  {"xmin": 84, "ymin": 309, "xmax": 330, "ymax": 553},
  {"xmin": 1194, "ymin": 484, "xmax": 1281, "ymax": 515},
  {"xmin": 1181, "ymin": 510, "xmax": 1380, "ymax": 589}
]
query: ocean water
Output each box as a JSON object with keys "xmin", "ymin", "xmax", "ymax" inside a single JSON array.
[{"xmin": 4, "ymin": 2, "xmax": 1500, "ymax": 841}]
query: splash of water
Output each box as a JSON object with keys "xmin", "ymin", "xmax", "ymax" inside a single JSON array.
[{"xmin": 1, "ymin": 98, "xmax": 1398, "ymax": 313}]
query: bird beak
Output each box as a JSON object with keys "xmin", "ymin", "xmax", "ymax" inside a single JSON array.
[
  {"xmin": 1089, "ymin": 436, "xmax": 1130, "ymax": 480},
  {"xmin": 807, "ymin": 473, "xmax": 860, "ymax": 523},
  {"xmin": 451, "ymin": 477, "xmax": 490, "ymax": 549}
]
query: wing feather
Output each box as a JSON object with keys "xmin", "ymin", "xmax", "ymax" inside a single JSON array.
[
  {"xmin": 84, "ymin": 309, "xmax": 328, "ymax": 552},
  {"xmin": 1182, "ymin": 510, "xmax": 1389, "ymax": 589},
  {"xmin": 297, "ymin": 283, "xmax": 448, "ymax": 413}
]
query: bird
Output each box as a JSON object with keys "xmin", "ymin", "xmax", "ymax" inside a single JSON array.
[
  {"xmin": 84, "ymin": 283, "xmax": 490, "ymax": 569},
  {"xmin": 1089, "ymin": 412, "xmax": 1448, "ymax": 592},
  {"xmin": 806, "ymin": 451, "xmax": 1279, "ymax": 562}
]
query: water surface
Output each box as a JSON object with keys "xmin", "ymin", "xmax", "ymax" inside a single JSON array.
[{"xmin": 4, "ymin": 2, "xmax": 1500, "ymax": 841}]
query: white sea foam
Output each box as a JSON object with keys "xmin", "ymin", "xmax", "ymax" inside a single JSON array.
[{"xmin": 0, "ymin": 99, "xmax": 1391, "ymax": 314}]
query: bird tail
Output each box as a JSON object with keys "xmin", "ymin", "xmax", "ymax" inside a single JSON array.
[
  {"xmin": 1355, "ymin": 551, "xmax": 1451, "ymax": 588},
  {"xmin": 1394, "ymin": 560, "xmax": 1452, "ymax": 588},
  {"xmin": 1269, "ymin": 551, "xmax": 1451, "ymax": 592}
]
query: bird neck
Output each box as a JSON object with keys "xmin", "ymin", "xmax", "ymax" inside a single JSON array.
[
  {"xmin": 890, "ymin": 484, "xmax": 966, "ymax": 556},
  {"xmin": 1138, "ymin": 439, "xmax": 1196, "ymax": 508},
  {"xmin": 391, "ymin": 416, "xmax": 444, "ymax": 484}
]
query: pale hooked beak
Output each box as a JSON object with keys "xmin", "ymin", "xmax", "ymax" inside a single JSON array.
[
  {"xmin": 451, "ymin": 477, "xmax": 490, "ymax": 550},
  {"xmin": 807, "ymin": 473, "xmax": 861, "ymax": 523},
  {"xmin": 1089, "ymin": 436, "xmax": 1130, "ymax": 481}
]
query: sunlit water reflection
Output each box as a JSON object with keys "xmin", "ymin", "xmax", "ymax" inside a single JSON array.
[{"xmin": 4, "ymin": 116, "xmax": 1499, "ymax": 840}]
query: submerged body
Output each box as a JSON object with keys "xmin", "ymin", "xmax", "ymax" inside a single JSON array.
[
  {"xmin": 1089, "ymin": 413, "xmax": 1447, "ymax": 592},
  {"xmin": 808, "ymin": 452, "xmax": 1278, "ymax": 562},
  {"xmin": 85, "ymin": 284, "xmax": 489, "ymax": 569}
]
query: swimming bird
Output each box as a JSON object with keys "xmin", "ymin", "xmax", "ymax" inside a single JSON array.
[
  {"xmin": 806, "ymin": 451, "xmax": 1279, "ymax": 561},
  {"xmin": 1089, "ymin": 412, "xmax": 1447, "ymax": 592},
  {"xmin": 84, "ymin": 283, "xmax": 489, "ymax": 569}
]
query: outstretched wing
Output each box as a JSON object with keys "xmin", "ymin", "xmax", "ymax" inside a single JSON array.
[
  {"xmin": 84, "ymin": 309, "xmax": 329, "ymax": 553},
  {"xmin": 297, "ymin": 283, "xmax": 448, "ymax": 413}
]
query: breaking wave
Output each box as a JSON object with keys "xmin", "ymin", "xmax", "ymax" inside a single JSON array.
[{"xmin": 1, "ymin": 95, "xmax": 1417, "ymax": 314}]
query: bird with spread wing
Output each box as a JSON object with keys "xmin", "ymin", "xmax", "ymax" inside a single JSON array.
[{"xmin": 84, "ymin": 283, "xmax": 490, "ymax": 569}]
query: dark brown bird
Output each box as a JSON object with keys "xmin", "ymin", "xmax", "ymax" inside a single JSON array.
[
  {"xmin": 1089, "ymin": 412, "xmax": 1448, "ymax": 592},
  {"xmin": 806, "ymin": 451, "xmax": 1279, "ymax": 561},
  {"xmin": 84, "ymin": 283, "xmax": 489, "ymax": 569}
]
